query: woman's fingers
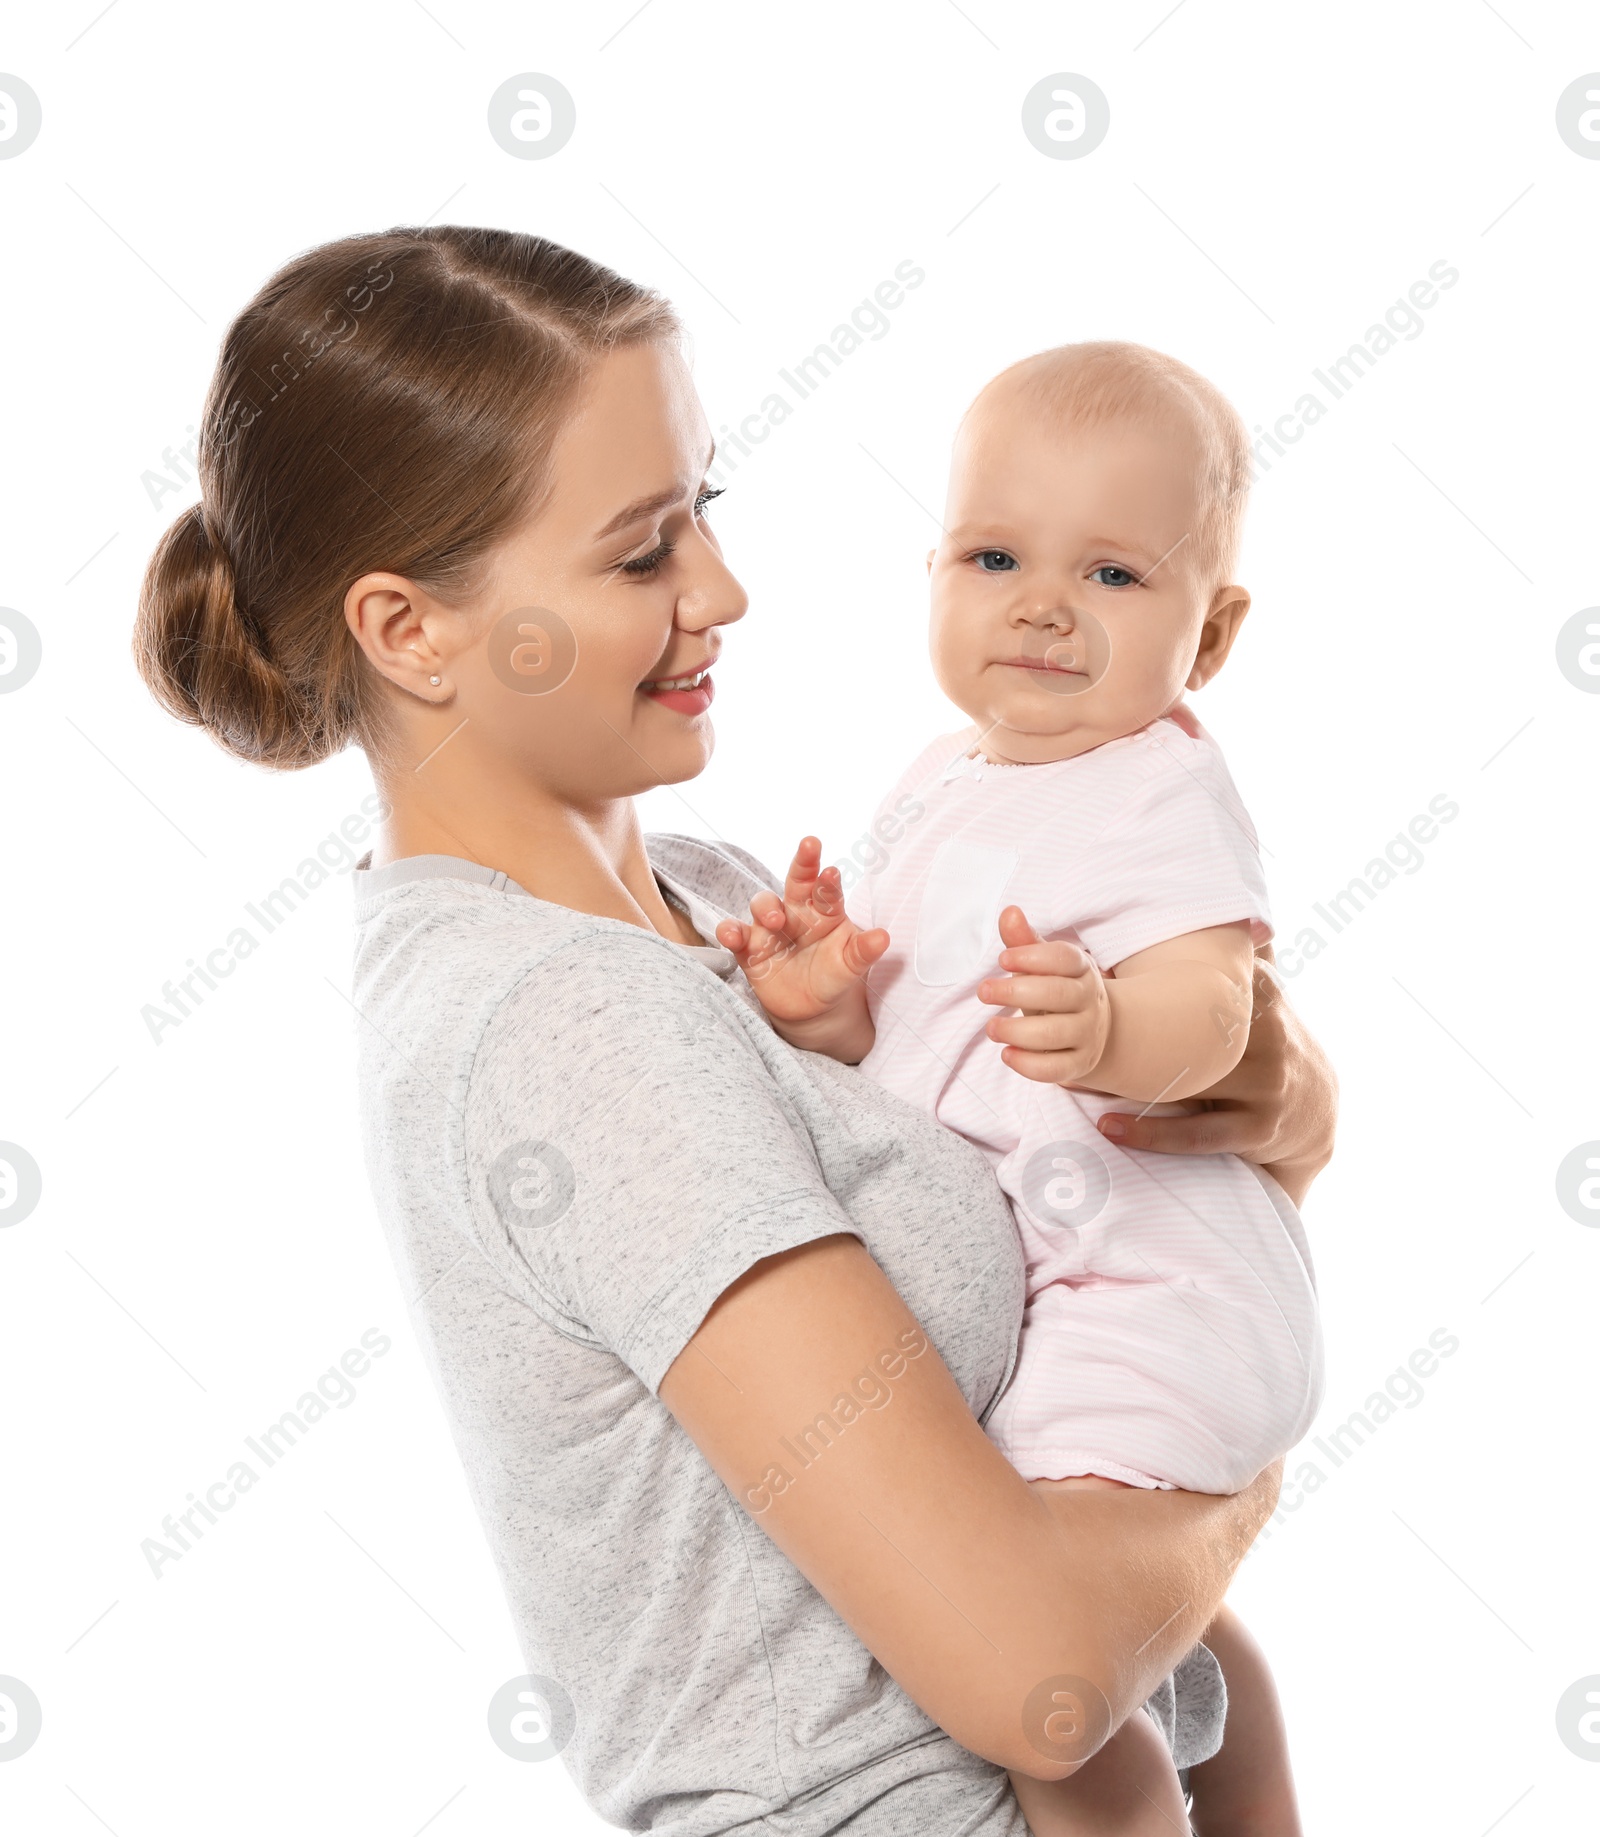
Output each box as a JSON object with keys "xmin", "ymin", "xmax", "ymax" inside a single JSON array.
[{"xmin": 1097, "ymin": 1104, "xmax": 1240, "ymax": 1155}]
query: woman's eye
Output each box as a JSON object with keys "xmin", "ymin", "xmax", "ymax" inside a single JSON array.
[
  {"xmin": 973, "ymin": 550, "xmax": 1018, "ymax": 573},
  {"xmin": 1090, "ymin": 565, "xmax": 1138, "ymax": 588},
  {"xmin": 621, "ymin": 539, "xmax": 673, "ymax": 576},
  {"xmin": 621, "ymin": 489, "xmax": 723, "ymax": 575}
]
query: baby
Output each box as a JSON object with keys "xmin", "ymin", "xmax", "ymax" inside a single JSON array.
[{"xmin": 716, "ymin": 343, "xmax": 1324, "ymax": 1833}]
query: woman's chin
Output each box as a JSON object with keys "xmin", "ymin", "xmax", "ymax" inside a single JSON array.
[{"xmin": 629, "ymin": 721, "xmax": 715, "ymax": 789}]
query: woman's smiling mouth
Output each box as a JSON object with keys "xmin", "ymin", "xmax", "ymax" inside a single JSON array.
[{"xmin": 641, "ymin": 665, "xmax": 715, "ymax": 714}]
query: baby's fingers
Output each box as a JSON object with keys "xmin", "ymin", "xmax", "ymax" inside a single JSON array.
[
  {"xmin": 719, "ymin": 911, "xmax": 793, "ymax": 981},
  {"xmin": 997, "ymin": 1045, "xmax": 1086, "ymax": 1085},
  {"xmin": 986, "ymin": 1012, "xmax": 1090, "ymax": 1053},
  {"xmin": 714, "ymin": 918, "xmax": 750, "ymax": 957},
  {"xmin": 716, "ymin": 917, "xmax": 775, "ymax": 974},
  {"xmin": 783, "ymin": 836, "xmax": 824, "ymax": 909},
  {"xmin": 994, "ymin": 940, "xmax": 1094, "ymax": 978},
  {"xmin": 997, "ymin": 905, "xmax": 1042, "ymax": 950},
  {"xmin": 748, "ymin": 889, "xmax": 805, "ymax": 947},
  {"xmin": 809, "ymin": 863, "xmax": 847, "ymax": 922},
  {"xmin": 978, "ymin": 971, "xmax": 1098, "ymax": 1014},
  {"xmin": 800, "ymin": 923, "xmax": 888, "ymax": 1007},
  {"xmin": 838, "ymin": 924, "xmax": 890, "ymax": 978}
]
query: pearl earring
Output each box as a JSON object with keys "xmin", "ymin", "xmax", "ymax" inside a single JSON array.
[{"xmin": 429, "ymin": 675, "xmax": 441, "ymax": 686}]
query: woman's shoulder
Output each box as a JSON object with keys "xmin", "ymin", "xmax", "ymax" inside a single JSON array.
[{"xmin": 351, "ymin": 854, "xmax": 741, "ymax": 1065}]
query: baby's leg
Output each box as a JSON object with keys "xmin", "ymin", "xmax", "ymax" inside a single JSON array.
[
  {"xmin": 1185, "ymin": 1603, "xmax": 1302, "ymax": 1836},
  {"xmin": 1010, "ymin": 1708, "xmax": 1189, "ymax": 1837}
]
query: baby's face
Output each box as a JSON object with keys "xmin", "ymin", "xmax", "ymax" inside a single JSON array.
[{"xmin": 928, "ymin": 388, "xmax": 1237, "ymax": 764}]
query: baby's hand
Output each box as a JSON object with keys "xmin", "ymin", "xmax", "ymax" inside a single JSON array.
[
  {"xmin": 716, "ymin": 836, "xmax": 889, "ymax": 1028},
  {"xmin": 977, "ymin": 906, "xmax": 1110, "ymax": 1086}
]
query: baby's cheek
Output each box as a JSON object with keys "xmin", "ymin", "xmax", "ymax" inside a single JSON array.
[
  {"xmin": 928, "ymin": 604, "xmax": 985, "ymax": 705},
  {"xmin": 1098, "ymin": 625, "xmax": 1186, "ymax": 729}
]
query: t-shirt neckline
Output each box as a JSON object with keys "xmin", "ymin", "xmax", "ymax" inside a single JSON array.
[
  {"xmin": 351, "ymin": 849, "xmax": 738, "ymax": 976},
  {"xmin": 948, "ymin": 712, "xmax": 1186, "ymax": 781}
]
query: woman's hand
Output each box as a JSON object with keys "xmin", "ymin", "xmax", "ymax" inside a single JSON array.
[{"xmin": 1096, "ymin": 948, "xmax": 1337, "ymax": 1208}]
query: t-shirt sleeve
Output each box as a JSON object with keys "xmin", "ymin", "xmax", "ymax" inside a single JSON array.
[
  {"xmin": 1071, "ymin": 736, "xmax": 1273, "ymax": 969},
  {"xmin": 461, "ymin": 934, "xmax": 861, "ymax": 1393}
]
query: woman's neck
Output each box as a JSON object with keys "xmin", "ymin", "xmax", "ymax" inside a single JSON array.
[{"xmin": 371, "ymin": 776, "xmax": 697, "ymax": 944}]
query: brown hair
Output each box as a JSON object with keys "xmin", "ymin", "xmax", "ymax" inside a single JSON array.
[
  {"xmin": 134, "ymin": 226, "xmax": 680, "ymax": 769},
  {"xmin": 970, "ymin": 341, "xmax": 1253, "ymax": 589}
]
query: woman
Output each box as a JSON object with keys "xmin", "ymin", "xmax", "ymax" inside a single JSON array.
[{"xmin": 134, "ymin": 226, "xmax": 1335, "ymax": 1834}]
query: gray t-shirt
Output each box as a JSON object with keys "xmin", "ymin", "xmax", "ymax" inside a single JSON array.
[{"xmin": 350, "ymin": 835, "xmax": 1223, "ymax": 1834}]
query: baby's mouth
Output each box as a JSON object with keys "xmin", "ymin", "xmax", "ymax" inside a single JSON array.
[{"xmin": 998, "ymin": 656, "xmax": 1086, "ymax": 676}]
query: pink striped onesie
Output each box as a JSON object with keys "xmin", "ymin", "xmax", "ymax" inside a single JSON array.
[{"xmin": 845, "ymin": 713, "xmax": 1323, "ymax": 1492}]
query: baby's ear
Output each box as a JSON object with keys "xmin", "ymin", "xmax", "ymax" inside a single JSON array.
[
  {"xmin": 925, "ymin": 548, "xmax": 936, "ymax": 574},
  {"xmin": 1187, "ymin": 585, "xmax": 1251, "ymax": 690}
]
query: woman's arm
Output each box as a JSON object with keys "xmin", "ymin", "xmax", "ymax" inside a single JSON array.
[
  {"xmin": 1098, "ymin": 946, "xmax": 1337, "ymax": 1208},
  {"xmin": 660, "ymin": 1233, "xmax": 1280, "ymax": 1781}
]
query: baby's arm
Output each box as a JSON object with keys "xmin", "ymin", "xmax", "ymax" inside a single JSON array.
[{"xmin": 979, "ymin": 906, "xmax": 1254, "ymax": 1103}]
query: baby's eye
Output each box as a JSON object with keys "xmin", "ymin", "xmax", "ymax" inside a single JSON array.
[
  {"xmin": 973, "ymin": 550, "xmax": 1019, "ymax": 573},
  {"xmin": 1089, "ymin": 564, "xmax": 1139, "ymax": 588}
]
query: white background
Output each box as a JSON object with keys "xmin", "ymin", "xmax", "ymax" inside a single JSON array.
[{"xmin": 1, "ymin": 2, "xmax": 1596, "ymax": 1831}]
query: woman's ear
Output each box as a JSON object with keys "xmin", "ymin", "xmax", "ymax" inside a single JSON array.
[
  {"xmin": 1187, "ymin": 585, "xmax": 1251, "ymax": 691},
  {"xmin": 344, "ymin": 572, "xmax": 452, "ymax": 702}
]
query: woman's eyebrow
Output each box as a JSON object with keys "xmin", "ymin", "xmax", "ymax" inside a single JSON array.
[
  {"xmin": 592, "ymin": 485, "xmax": 683, "ymax": 543},
  {"xmin": 591, "ymin": 443, "xmax": 718, "ymax": 543}
]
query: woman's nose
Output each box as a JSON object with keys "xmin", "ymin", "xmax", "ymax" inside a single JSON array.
[{"xmin": 678, "ymin": 557, "xmax": 748, "ymax": 631}]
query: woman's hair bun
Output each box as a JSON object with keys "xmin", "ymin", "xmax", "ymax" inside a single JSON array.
[{"xmin": 134, "ymin": 502, "xmax": 344, "ymax": 769}]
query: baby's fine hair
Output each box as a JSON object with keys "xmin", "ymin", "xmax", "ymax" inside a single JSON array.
[{"xmin": 970, "ymin": 341, "xmax": 1252, "ymax": 589}]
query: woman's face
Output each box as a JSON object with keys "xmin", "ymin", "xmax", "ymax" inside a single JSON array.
[{"xmin": 435, "ymin": 340, "xmax": 747, "ymax": 801}]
